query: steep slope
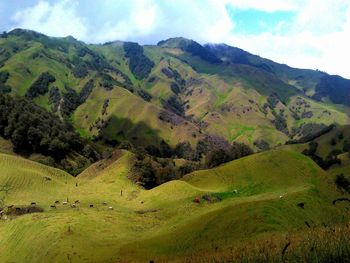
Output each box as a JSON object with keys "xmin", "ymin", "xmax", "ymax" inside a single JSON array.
[
  {"xmin": 0, "ymin": 30, "xmax": 349, "ymax": 151},
  {"xmin": 206, "ymin": 43, "xmax": 350, "ymax": 106},
  {"xmin": 0, "ymin": 150, "xmax": 348, "ymax": 262}
]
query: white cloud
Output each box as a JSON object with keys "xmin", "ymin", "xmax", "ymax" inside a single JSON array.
[
  {"xmin": 220, "ymin": 0, "xmax": 350, "ymax": 77},
  {"xmin": 226, "ymin": 0, "xmax": 300, "ymax": 12},
  {"xmin": 93, "ymin": 0, "xmax": 160, "ymax": 43},
  {"xmin": 12, "ymin": 0, "xmax": 88, "ymax": 39}
]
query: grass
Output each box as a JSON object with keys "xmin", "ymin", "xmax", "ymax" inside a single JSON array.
[
  {"xmin": 2, "ymin": 33, "xmax": 350, "ymax": 151},
  {"xmin": 0, "ymin": 149, "xmax": 349, "ymax": 262}
]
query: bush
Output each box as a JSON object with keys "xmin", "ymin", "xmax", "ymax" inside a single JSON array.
[{"xmin": 335, "ymin": 174, "xmax": 350, "ymax": 193}]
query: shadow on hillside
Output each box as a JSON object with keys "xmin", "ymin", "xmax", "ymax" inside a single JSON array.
[{"xmin": 99, "ymin": 116, "xmax": 164, "ymax": 147}]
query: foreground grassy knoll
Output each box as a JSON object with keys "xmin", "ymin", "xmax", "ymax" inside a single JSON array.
[{"xmin": 0, "ymin": 150, "xmax": 349, "ymax": 262}]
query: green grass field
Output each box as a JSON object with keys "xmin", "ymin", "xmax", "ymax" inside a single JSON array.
[{"xmin": 0, "ymin": 149, "xmax": 348, "ymax": 262}]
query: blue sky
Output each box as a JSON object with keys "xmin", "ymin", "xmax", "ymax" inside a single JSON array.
[{"xmin": 0, "ymin": 0, "xmax": 349, "ymax": 78}]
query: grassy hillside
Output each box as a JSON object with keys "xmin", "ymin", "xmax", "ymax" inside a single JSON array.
[
  {"xmin": 1, "ymin": 30, "xmax": 349, "ymax": 151},
  {"xmin": 0, "ymin": 149, "xmax": 349, "ymax": 262}
]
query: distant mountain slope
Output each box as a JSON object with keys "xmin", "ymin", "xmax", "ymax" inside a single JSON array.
[
  {"xmin": 0, "ymin": 29, "xmax": 349, "ymax": 151},
  {"xmin": 206, "ymin": 43, "xmax": 350, "ymax": 105}
]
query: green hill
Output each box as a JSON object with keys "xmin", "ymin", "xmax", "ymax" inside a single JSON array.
[
  {"xmin": 0, "ymin": 150, "xmax": 348, "ymax": 262},
  {"xmin": 1, "ymin": 29, "xmax": 349, "ymax": 151}
]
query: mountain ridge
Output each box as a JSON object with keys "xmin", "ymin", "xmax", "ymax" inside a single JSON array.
[{"xmin": 1, "ymin": 28, "xmax": 349, "ymax": 153}]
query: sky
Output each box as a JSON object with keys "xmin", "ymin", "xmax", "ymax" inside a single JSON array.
[{"xmin": 0, "ymin": 0, "xmax": 349, "ymax": 78}]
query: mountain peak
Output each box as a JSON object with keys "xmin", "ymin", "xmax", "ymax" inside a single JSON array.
[
  {"xmin": 158, "ymin": 37, "xmax": 221, "ymax": 64},
  {"xmin": 157, "ymin": 37, "xmax": 194, "ymax": 48}
]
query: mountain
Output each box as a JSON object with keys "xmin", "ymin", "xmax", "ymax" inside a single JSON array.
[
  {"xmin": 1, "ymin": 29, "xmax": 349, "ymax": 156},
  {"xmin": 1, "ymin": 29, "xmax": 350, "ymax": 262}
]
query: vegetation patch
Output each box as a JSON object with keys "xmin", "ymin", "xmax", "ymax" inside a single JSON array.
[
  {"xmin": 123, "ymin": 42, "xmax": 155, "ymax": 79},
  {"xmin": 0, "ymin": 93, "xmax": 99, "ymax": 174},
  {"xmin": 25, "ymin": 72, "xmax": 56, "ymax": 99}
]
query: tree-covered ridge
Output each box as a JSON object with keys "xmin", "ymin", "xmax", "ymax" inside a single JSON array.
[
  {"xmin": 313, "ymin": 75, "xmax": 350, "ymax": 106},
  {"xmin": 123, "ymin": 42, "xmax": 155, "ymax": 79},
  {"xmin": 0, "ymin": 93, "xmax": 99, "ymax": 174}
]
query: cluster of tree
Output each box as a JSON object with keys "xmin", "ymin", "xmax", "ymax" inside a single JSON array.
[
  {"xmin": 288, "ymin": 124, "xmax": 334, "ymax": 144},
  {"xmin": 101, "ymin": 99, "xmax": 109, "ymax": 115},
  {"xmin": 100, "ymin": 73, "xmax": 118, "ymax": 90},
  {"xmin": 130, "ymin": 150, "xmax": 200, "ymax": 189},
  {"xmin": 0, "ymin": 93, "xmax": 100, "ymax": 174},
  {"xmin": 61, "ymin": 80, "xmax": 94, "ymax": 117},
  {"xmin": 302, "ymin": 141, "xmax": 341, "ymax": 170},
  {"xmin": 72, "ymin": 63, "xmax": 88, "ymax": 78},
  {"xmin": 99, "ymin": 72, "xmax": 138, "ymax": 96},
  {"xmin": 25, "ymin": 72, "xmax": 56, "ymax": 99},
  {"xmin": 266, "ymin": 93, "xmax": 280, "ymax": 109},
  {"xmin": 48, "ymin": 87, "xmax": 61, "ymax": 112},
  {"xmin": 129, "ymin": 138, "xmax": 253, "ymax": 188},
  {"xmin": 123, "ymin": 42, "xmax": 155, "ymax": 79},
  {"xmin": 205, "ymin": 142, "xmax": 253, "ymax": 168},
  {"xmin": 137, "ymin": 89, "xmax": 152, "ymax": 102},
  {"xmin": 272, "ymin": 110, "xmax": 288, "ymax": 135},
  {"xmin": 313, "ymin": 75, "xmax": 350, "ymax": 107},
  {"xmin": 0, "ymin": 71, "xmax": 11, "ymax": 93},
  {"xmin": 335, "ymin": 174, "xmax": 350, "ymax": 193},
  {"xmin": 162, "ymin": 96, "xmax": 185, "ymax": 116},
  {"xmin": 253, "ymin": 139, "xmax": 270, "ymax": 151},
  {"xmin": 161, "ymin": 66, "xmax": 186, "ymax": 89},
  {"xmin": 180, "ymin": 41, "xmax": 221, "ymax": 64}
]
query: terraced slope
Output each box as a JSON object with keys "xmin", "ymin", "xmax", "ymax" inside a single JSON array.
[{"xmin": 0, "ymin": 150, "xmax": 347, "ymax": 262}]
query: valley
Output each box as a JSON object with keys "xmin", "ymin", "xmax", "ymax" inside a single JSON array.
[{"xmin": 1, "ymin": 28, "xmax": 350, "ymax": 262}]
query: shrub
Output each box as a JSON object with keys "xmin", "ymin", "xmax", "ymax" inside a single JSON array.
[{"xmin": 335, "ymin": 174, "xmax": 350, "ymax": 193}]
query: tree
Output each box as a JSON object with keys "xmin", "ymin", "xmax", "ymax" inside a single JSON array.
[
  {"xmin": 206, "ymin": 149, "xmax": 231, "ymax": 168},
  {"xmin": 174, "ymin": 141, "xmax": 194, "ymax": 160}
]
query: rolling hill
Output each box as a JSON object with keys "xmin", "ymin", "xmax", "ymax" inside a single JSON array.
[{"xmin": 0, "ymin": 149, "xmax": 349, "ymax": 262}]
